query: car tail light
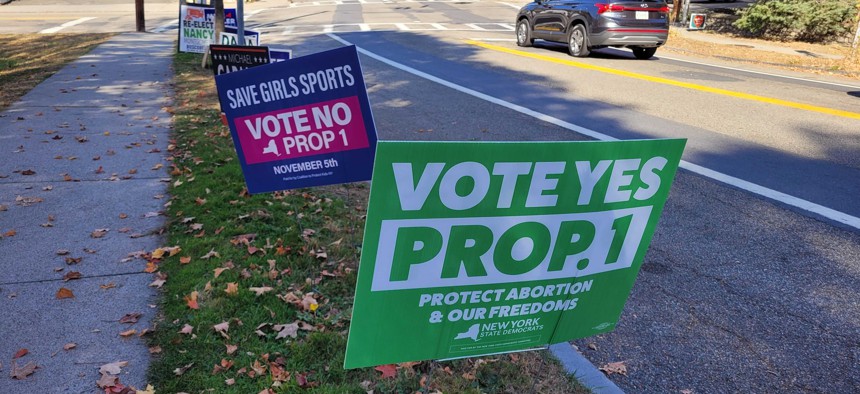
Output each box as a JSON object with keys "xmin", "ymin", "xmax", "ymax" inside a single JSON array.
[
  {"xmin": 595, "ymin": 3, "xmax": 625, "ymax": 13},
  {"xmin": 596, "ymin": 3, "xmax": 670, "ymax": 13}
]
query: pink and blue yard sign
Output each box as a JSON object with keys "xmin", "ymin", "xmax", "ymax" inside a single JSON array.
[{"xmin": 215, "ymin": 46, "xmax": 378, "ymax": 193}]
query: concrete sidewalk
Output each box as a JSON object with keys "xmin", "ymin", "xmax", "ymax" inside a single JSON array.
[
  {"xmin": 671, "ymin": 27, "xmax": 845, "ymax": 60},
  {"xmin": 0, "ymin": 33, "xmax": 173, "ymax": 392}
]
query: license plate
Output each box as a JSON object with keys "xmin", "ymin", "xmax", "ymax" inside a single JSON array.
[{"xmin": 635, "ymin": 11, "xmax": 649, "ymax": 20}]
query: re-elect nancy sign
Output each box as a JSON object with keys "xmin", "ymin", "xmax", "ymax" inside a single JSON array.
[
  {"xmin": 344, "ymin": 139, "xmax": 685, "ymax": 369},
  {"xmin": 215, "ymin": 46, "xmax": 377, "ymax": 193}
]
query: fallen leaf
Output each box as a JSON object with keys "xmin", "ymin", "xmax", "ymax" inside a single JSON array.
[
  {"xmin": 274, "ymin": 323, "xmax": 299, "ymax": 339},
  {"xmin": 56, "ymin": 249, "xmax": 70, "ymax": 255},
  {"xmin": 62, "ymin": 271, "xmax": 82, "ymax": 281},
  {"xmin": 119, "ymin": 329, "xmax": 137, "ymax": 337},
  {"xmin": 149, "ymin": 273, "xmax": 167, "ymax": 288},
  {"xmin": 64, "ymin": 256, "xmax": 82, "ymax": 265},
  {"xmin": 63, "ymin": 343, "xmax": 76, "ymax": 351},
  {"xmin": 10, "ymin": 361, "xmax": 37, "ymax": 379},
  {"xmin": 301, "ymin": 294, "xmax": 318, "ymax": 311},
  {"xmin": 3, "ymin": 230, "xmax": 16, "ymax": 237},
  {"xmin": 375, "ymin": 364, "xmax": 397, "ymax": 379},
  {"xmin": 225, "ymin": 378, "xmax": 235, "ymax": 385},
  {"xmin": 99, "ymin": 361, "xmax": 128, "ymax": 375},
  {"xmin": 100, "ymin": 282, "xmax": 117, "ymax": 290},
  {"xmin": 21, "ymin": 169, "xmax": 36, "ymax": 175},
  {"xmin": 224, "ymin": 283, "xmax": 238, "ymax": 296},
  {"xmin": 201, "ymin": 249, "xmax": 220, "ymax": 259},
  {"xmin": 174, "ymin": 363, "xmax": 194, "ymax": 376},
  {"xmin": 148, "ymin": 346, "xmax": 162, "ymax": 354},
  {"xmin": 249, "ymin": 286, "xmax": 273, "ymax": 296},
  {"xmin": 118, "ymin": 213, "xmax": 128, "ymax": 219},
  {"xmin": 213, "ymin": 267, "xmax": 229, "ymax": 278},
  {"xmin": 225, "ymin": 344, "xmax": 238, "ymax": 355},
  {"xmin": 185, "ymin": 291, "xmax": 199, "ymax": 310},
  {"xmin": 91, "ymin": 228, "xmax": 109, "ymax": 238},
  {"xmin": 599, "ymin": 361, "xmax": 628, "ymax": 376},
  {"xmin": 137, "ymin": 385, "xmax": 156, "ymax": 394},
  {"xmin": 213, "ymin": 322, "xmax": 229, "ymax": 338},
  {"xmin": 119, "ymin": 312, "xmax": 142, "ymax": 324},
  {"xmin": 96, "ymin": 373, "xmax": 118, "ymax": 388},
  {"xmin": 56, "ymin": 287, "xmax": 75, "ymax": 299},
  {"xmin": 179, "ymin": 324, "xmax": 194, "ymax": 335},
  {"xmin": 179, "ymin": 256, "xmax": 191, "ymax": 265},
  {"xmin": 13, "ymin": 349, "xmax": 28, "ymax": 359}
]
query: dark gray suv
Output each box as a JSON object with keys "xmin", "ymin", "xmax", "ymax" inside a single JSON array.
[{"xmin": 515, "ymin": 0, "xmax": 669, "ymax": 59}]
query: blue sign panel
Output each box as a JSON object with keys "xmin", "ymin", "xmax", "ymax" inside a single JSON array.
[{"xmin": 214, "ymin": 46, "xmax": 378, "ymax": 194}]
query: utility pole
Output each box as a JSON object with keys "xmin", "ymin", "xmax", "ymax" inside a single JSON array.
[
  {"xmin": 237, "ymin": 0, "xmax": 245, "ymax": 46},
  {"xmin": 135, "ymin": 0, "xmax": 145, "ymax": 32}
]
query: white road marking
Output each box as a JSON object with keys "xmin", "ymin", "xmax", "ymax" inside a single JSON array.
[
  {"xmin": 323, "ymin": 24, "xmax": 335, "ymax": 33},
  {"xmin": 39, "ymin": 17, "xmax": 97, "ymax": 34},
  {"xmin": 281, "ymin": 26, "xmax": 296, "ymax": 35},
  {"xmin": 658, "ymin": 54, "xmax": 860, "ymax": 90},
  {"xmin": 326, "ymin": 32, "xmax": 860, "ymax": 231},
  {"xmin": 431, "ymin": 23, "xmax": 448, "ymax": 30},
  {"xmin": 498, "ymin": 2, "xmax": 522, "ymax": 9},
  {"xmin": 395, "ymin": 23, "xmax": 411, "ymax": 30},
  {"xmin": 496, "ymin": 23, "xmax": 515, "ymax": 30},
  {"xmin": 466, "ymin": 23, "xmax": 486, "ymax": 30},
  {"xmin": 359, "ymin": 23, "xmax": 371, "ymax": 31}
]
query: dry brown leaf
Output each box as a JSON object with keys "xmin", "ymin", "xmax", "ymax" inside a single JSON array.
[
  {"xmin": 119, "ymin": 312, "xmax": 142, "ymax": 324},
  {"xmin": 224, "ymin": 283, "xmax": 239, "ymax": 296},
  {"xmin": 62, "ymin": 271, "xmax": 82, "ymax": 281},
  {"xmin": 179, "ymin": 324, "xmax": 194, "ymax": 335},
  {"xmin": 149, "ymin": 346, "xmax": 162, "ymax": 354},
  {"xmin": 63, "ymin": 343, "xmax": 77, "ymax": 351},
  {"xmin": 599, "ymin": 361, "xmax": 628, "ymax": 376},
  {"xmin": 99, "ymin": 361, "xmax": 128, "ymax": 375},
  {"xmin": 213, "ymin": 321, "xmax": 230, "ymax": 339},
  {"xmin": 249, "ymin": 286, "xmax": 273, "ymax": 296},
  {"xmin": 3, "ymin": 229, "xmax": 16, "ymax": 237},
  {"xmin": 173, "ymin": 363, "xmax": 194, "ymax": 376},
  {"xmin": 201, "ymin": 249, "xmax": 220, "ymax": 259},
  {"xmin": 225, "ymin": 344, "xmax": 238, "ymax": 355},
  {"xmin": 119, "ymin": 329, "xmax": 137, "ymax": 337},
  {"xmin": 56, "ymin": 287, "xmax": 75, "ymax": 299},
  {"xmin": 375, "ymin": 364, "xmax": 397, "ymax": 379},
  {"xmin": 95, "ymin": 372, "xmax": 118, "ymax": 388},
  {"xmin": 90, "ymin": 228, "xmax": 109, "ymax": 238},
  {"xmin": 185, "ymin": 291, "xmax": 199, "ymax": 310},
  {"xmin": 274, "ymin": 323, "xmax": 299, "ymax": 339},
  {"xmin": 179, "ymin": 256, "xmax": 191, "ymax": 265},
  {"xmin": 10, "ymin": 361, "xmax": 37, "ymax": 380},
  {"xmin": 13, "ymin": 349, "xmax": 28, "ymax": 359},
  {"xmin": 213, "ymin": 267, "xmax": 229, "ymax": 278}
]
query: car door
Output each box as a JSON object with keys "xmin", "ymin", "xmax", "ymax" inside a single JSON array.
[{"xmin": 532, "ymin": 0, "xmax": 568, "ymax": 41}]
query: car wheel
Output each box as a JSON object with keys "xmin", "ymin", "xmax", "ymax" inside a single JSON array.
[
  {"xmin": 568, "ymin": 24, "xmax": 590, "ymax": 58},
  {"xmin": 631, "ymin": 46, "xmax": 657, "ymax": 60},
  {"xmin": 516, "ymin": 19, "xmax": 533, "ymax": 47}
]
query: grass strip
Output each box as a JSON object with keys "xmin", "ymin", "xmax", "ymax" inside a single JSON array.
[
  {"xmin": 0, "ymin": 33, "xmax": 113, "ymax": 109},
  {"xmin": 145, "ymin": 51, "xmax": 590, "ymax": 393}
]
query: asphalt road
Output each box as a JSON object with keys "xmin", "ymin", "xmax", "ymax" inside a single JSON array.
[{"xmin": 4, "ymin": 0, "xmax": 860, "ymax": 392}]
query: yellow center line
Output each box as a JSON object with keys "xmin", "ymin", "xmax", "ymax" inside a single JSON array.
[{"xmin": 466, "ymin": 40, "xmax": 860, "ymax": 121}]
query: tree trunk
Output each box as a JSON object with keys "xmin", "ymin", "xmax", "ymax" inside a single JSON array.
[{"xmin": 214, "ymin": 0, "xmax": 225, "ymax": 44}]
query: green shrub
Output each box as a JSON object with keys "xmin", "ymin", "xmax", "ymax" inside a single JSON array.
[{"xmin": 733, "ymin": 0, "xmax": 857, "ymax": 42}]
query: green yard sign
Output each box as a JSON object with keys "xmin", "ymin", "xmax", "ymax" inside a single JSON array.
[{"xmin": 344, "ymin": 139, "xmax": 686, "ymax": 369}]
